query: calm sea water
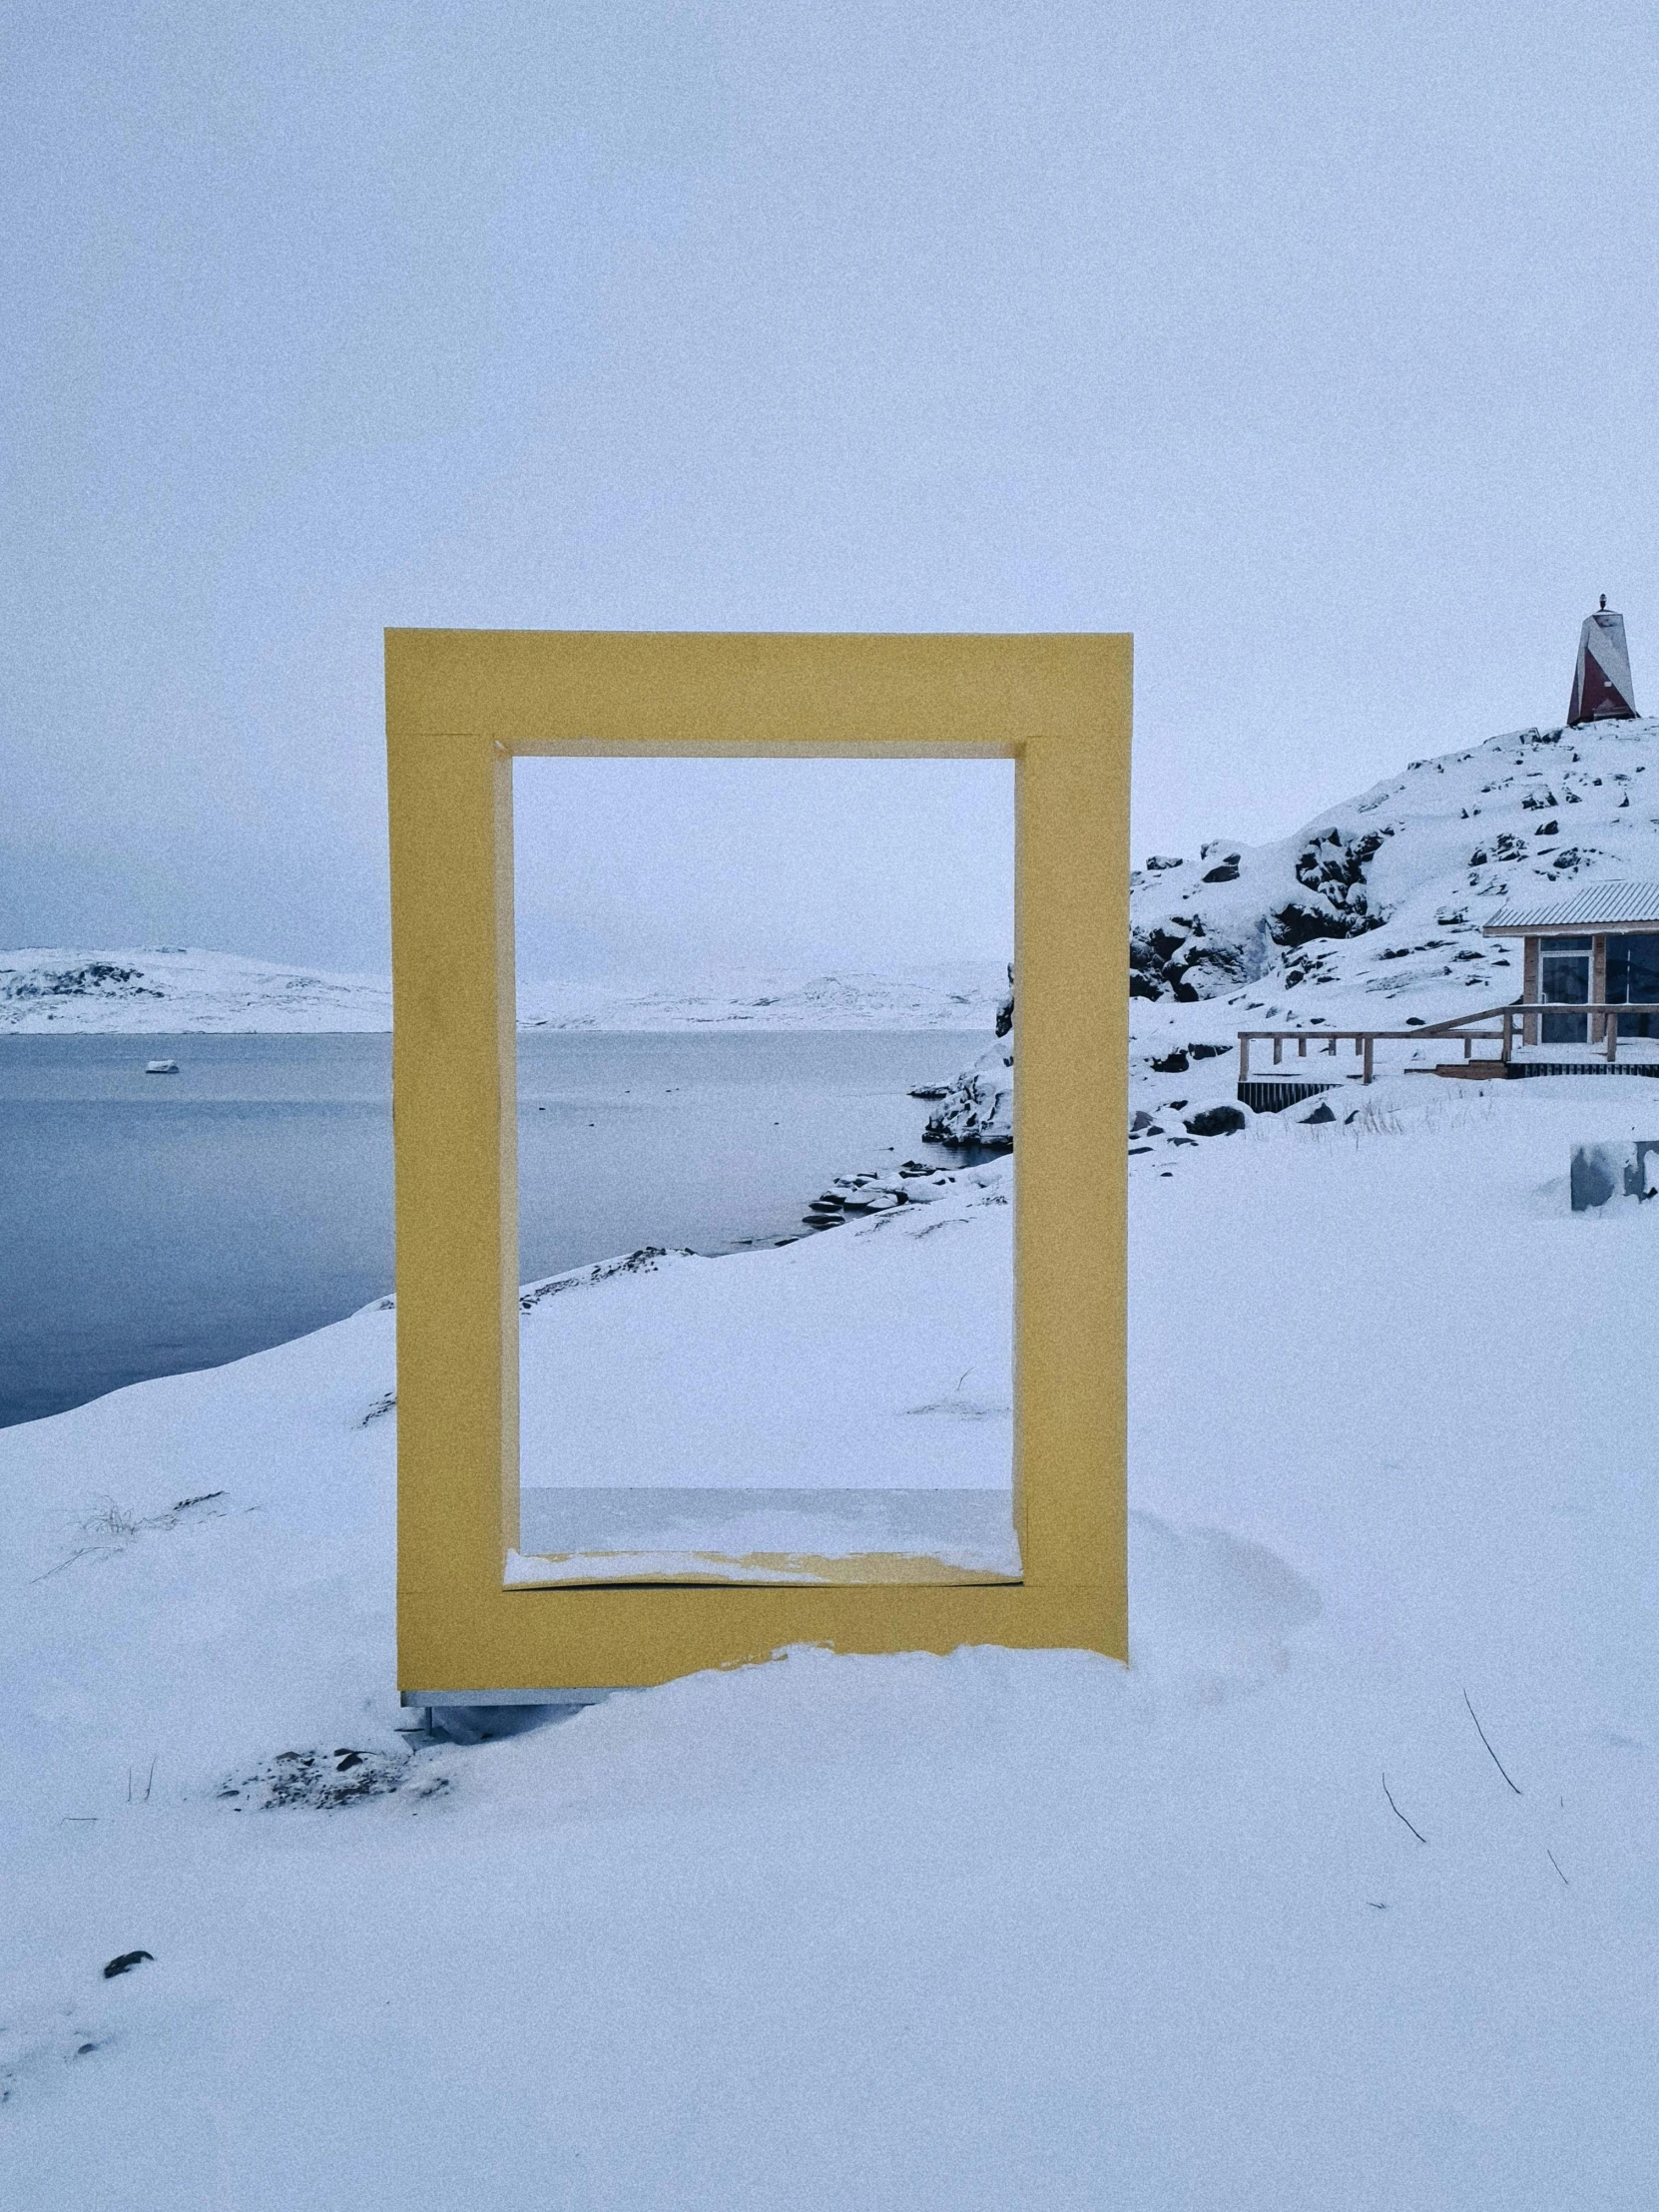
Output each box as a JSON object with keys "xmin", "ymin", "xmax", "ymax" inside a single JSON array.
[{"xmin": 0, "ymin": 1029, "xmax": 991, "ymax": 1427}]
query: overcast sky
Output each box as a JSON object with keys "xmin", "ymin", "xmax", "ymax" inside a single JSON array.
[{"xmin": 4, "ymin": 3, "xmax": 1657, "ymax": 975}]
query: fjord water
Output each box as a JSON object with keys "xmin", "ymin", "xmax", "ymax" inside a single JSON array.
[{"xmin": 0, "ymin": 1029, "xmax": 990, "ymax": 1427}]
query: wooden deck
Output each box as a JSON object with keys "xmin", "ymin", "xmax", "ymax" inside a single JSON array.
[{"xmin": 1237, "ymin": 1001, "xmax": 1659, "ymax": 1094}]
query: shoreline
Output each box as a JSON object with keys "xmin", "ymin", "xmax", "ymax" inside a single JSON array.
[{"xmin": 0, "ymin": 1027, "xmax": 998, "ymax": 1428}]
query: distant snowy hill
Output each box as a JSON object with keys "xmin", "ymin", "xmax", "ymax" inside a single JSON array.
[
  {"xmin": 0, "ymin": 949, "xmax": 393, "ymax": 1033},
  {"xmin": 0, "ymin": 948, "xmax": 1005, "ymax": 1034},
  {"xmin": 516, "ymin": 963, "xmax": 1005, "ymax": 1032}
]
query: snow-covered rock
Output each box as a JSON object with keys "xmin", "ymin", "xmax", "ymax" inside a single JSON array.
[{"xmin": 920, "ymin": 1037, "xmax": 1013, "ymax": 1148}]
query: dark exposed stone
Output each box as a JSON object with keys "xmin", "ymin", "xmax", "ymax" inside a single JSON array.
[
  {"xmin": 1130, "ymin": 920, "xmax": 1252, "ymax": 1002},
  {"xmin": 102, "ymin": 1950, "xmax": 153, "ymax": 1978},
  {"xmin": 218, "ymin": 1747, "xmax": 440, "ymax": 1812},
  {"xmin": 2, "ymin": 962, "xmax": 164, "ymax": 1003},
  {"xmin": 1258, "ymin": 827, "xmax": 1395, "ymax": 952},
  {"xmin": 1184, "ymin": 1105, "xmax": 1248, "ymax": 1138},
  {"xmin": 1270, "ymin": 900, "xmax": 1349, "ymax": 949}
]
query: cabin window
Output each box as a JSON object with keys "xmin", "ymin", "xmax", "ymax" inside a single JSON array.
[
  {"xmin": 1607, "ymin": 932, "xmax": 1659, "ymax": 1038},
  {"xmin": 1538, "ymin": 935, "xmax": 1591, "ymax": 1044}
]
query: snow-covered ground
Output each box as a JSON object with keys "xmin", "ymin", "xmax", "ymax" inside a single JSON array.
[
  {"xmin": 8, "ymin": 713, "xmax": 1659, "ymax": 2201},
  {"xmin": 513, "ymin": 1162, "xmax": 1013, "ymax": 1582},
  {"xmin": 0, "ymin": 948, "xmax": 1007, "ymax": 1034},
  {"xmin": 3, "ymin": 1067, "xmax": 1657, "ymax": 2206}
]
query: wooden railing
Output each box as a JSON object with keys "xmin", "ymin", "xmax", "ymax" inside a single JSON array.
[{"xmin": 1237, "ymin": 1002, "xmax": 1659, "ymax": 1086}]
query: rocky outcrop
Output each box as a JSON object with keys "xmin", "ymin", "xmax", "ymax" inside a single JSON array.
[
  {"xmin": 1183, "ymin": 1104, "xmax": 1248, "ymax": 1137},
  {"xmin": 802, "ymin": 1161, "xmax": 981, "ymax": 1226},
  {"xmin": 0, "ymin": 960, "xmax": 163, "ymax": 1005},
  {"xmin": 921, "ymin": 1040, "xmax": 1013, "ymax": 1149},
  {"xmin": 1130, "ymin": 913, "xmax": 1265, "ymax": 1001},
  {"xmin": 1269, "ymin": 828, "xmax": 1393, "ymax": 946}
]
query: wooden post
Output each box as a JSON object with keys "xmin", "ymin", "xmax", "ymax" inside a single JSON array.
[
  {"xmin": 1239, "ymin": 1033, "xmax": 1250, "ymax": 1083},
  {"xmin": 1523, "ymin": 938, "xmax": 1539, "ymax": 1047},
  {"xmin": 1363, "ymin": 1034, "xmax": 1374, "ymax": 1084},
  {"xmin": 1274, "ymin": 1035, "xmax": 1283, "ymax": 1066}
]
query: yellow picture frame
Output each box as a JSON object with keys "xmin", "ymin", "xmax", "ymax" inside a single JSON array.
[{"xmin": 386, "ymin": 629, "xmax": 1130, "ymax": 1695}]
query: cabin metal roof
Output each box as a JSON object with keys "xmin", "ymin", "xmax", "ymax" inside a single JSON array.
[{"xmin": 1484, "ymin": 880, "xmax": 1659, "ymax": 934}]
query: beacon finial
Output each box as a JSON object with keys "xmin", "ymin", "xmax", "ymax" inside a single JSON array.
[{"xmin": 1568, "ymin": 601, "xmax": 1637, "ymax": 725}]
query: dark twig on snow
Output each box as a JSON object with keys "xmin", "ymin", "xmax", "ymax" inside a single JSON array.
[
  {"xmin": 1462, "ymin": 1690, "xmax": 1523, "ymax": 1795},
  {"xmin": 1546, "ymin": 1850, "xmax": 1569, "ymax": 1887},
  {"xmin": 1382, "ymin": 1772, "xmax": 1428, "ymax": 1844}
]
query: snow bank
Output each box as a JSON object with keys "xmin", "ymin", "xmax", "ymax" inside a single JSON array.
[
  {"xmin": 3, "ymin": 1077, "xmax": 1657, "ymax": 2205},
  {"xmin": 511, "ymin": 1164, "xmax": 1015, "ymax": 1581}
]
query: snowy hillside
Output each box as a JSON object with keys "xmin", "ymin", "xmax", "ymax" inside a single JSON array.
[
  {"xmin": 1131, "ymin": 712, "xmax": 1659, "ymax": 1019},
  {"xmin": 0, "ymin": 950, "xmax": 1006, "ymax": 1035},
  {"xmin": 1126, "ymin": 711, "xmax": 1659, "ymax": 1111},
  {"xmin": 858, "ymin": 713, "xmax": 1659, "ymax": 1147},
  {"xmin": 3, "ymin": 1078, "xmax": 1656, "ymax": 2203}
]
